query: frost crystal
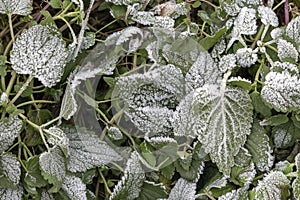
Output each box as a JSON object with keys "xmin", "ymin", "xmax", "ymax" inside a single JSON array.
[
  {"xmin": 258, "ymin": 6, "xmax": 279, "ymax": 27},
  {"xmin": 0, "ymin": 116, "xmax": 22, "ymax": 153},
  {"xmin": 0, "ymin": 185, "xmax": 23, "ymax": 200},
  {"xmin": 0, "ymin": 153, "xmax": 21, "ymax": 187},
  {"xmin": 62, "ymin": 175, "xmax": 87, "ymax": 200},
  {"xmin": 236, "ymin": 48, "xmax": 258, "ymax": 67},
  {"xmin": 233, "ymin": 7, "xmax": 257, "ymax": 35},
  {"xmin": 286, "ymin": 16, "xmax": 300, "ymax": 44},
  {"xmin": 110, "ymin": 151, "xmax": 145, "ymax": 200},
  {"xmin": 0, "ymin": 0, "xmax": 32, "ymax": 15},
  {"xmin": 222, "ymin": 1, "xmax": 241, "ymax": 16},
  {"xmin": 167, "ymin": 178, "xmax": 196, "ymax": 200},
  {"xmin": 270, "ymin": 28, "xmax": 284, "ymax": 40},
  {"xmin": 277, "ymin": 39, "xmax": 298, "ymax": 62},
  {"xmin": 66, "ymin": 129, "xmax": 122, "ymax": 172},
  {"xmin": 255, "ymin": 171, "xmax": 290, "ymax": 200},
  {"xmin": 10, "ymin": 25, "xmax": 68, "ymax": 87},
  {"xmin": 218, "ymin": 54, "xmax": 237, "ymax": 72}
]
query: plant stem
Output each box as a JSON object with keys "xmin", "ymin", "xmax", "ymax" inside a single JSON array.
[
  {"xmin": 251, "ymin": 24, "xmax": 264, "ymax": 49},
  {"xmin": 98, "ymin": 168, "xmax": 112, "ymax": 195},
  {"xmin": 273, "ymin": 0, "xmax": 285, "ymax": 10},
  {"xmin": 5, "ymin": 71, "xmax": 16, "ymax": 95},
  {"xmin": 8, "ymin": 13, "xmax": 15, "ymax": 42},
  {"xmin": 95, "ymin": 19, "xmax": 118, "ymax": 34},
  {"xmin": 16, "ymin": 100, "xmax": 56, "ymax": 108},
  {"xmin": 8, "ymin": 74, "xmax": 34, "ymax": 106}
]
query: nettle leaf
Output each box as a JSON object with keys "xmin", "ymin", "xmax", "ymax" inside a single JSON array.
[
  {"xmin": 110, "ymin": 151, "xmax": 145, "ymax": 200},
  {"xmin": 41, "ymin": 190, "xmax": 55, "ymax": 200},
  {"xmin": 272, "ymin": 119, "xmax": 300, "ymax": 148},
  {"xmin": 231, "ymin": 163, "xmax": 256, "ymax": 187},
  {"xmin": 24, "ymin": 156, "xmax": 48, "ymax": 189},
  {"xmin": 286, "ymin": 16, "xmax": 300, "ymax": 44},
  {"xmin": 10, "ymin": 25, "xmax": 68, "ymax": 87},
  {"xmin": 261, "ymin": 62, "xmax": 300, "ymax": 112},
  {"xmin": 292, "ymin": 153, "xmax": 300, "ymax": 199},
  {"xmin": 131, "ymin": 12, "xmax": 175, "ymax": 28},
  {"xmin": 218, "ymin": 54, "xmax": 237, "ymax": 73},
  {"xmin": 185, "ymin": 52, "xmax": 221, "ymax": 93},
  {"xmin": 236, "ymin": 47, "xmax": 258, "ymax": 68},
  {"xmin": 61, "ymin": 175, "xmax": 87, "ymax": 200},
  {"xmin": 193, "ymin": 85, "xmax": 253, "ymax": 176},
  {"xmin": 0, "ymin": 0, "xmax": 32, "ymax": 15},
  {"xmin": 108, "ymin": 126, "xmax": 123, "ymax": 140},
  {"xmin": 59, "ymin": 84, "xmax": 77, "ymax": 120},
  {"xmin": 138, "ymin": 181, "xmax": 168, "ymax": 200},
  {"xmin": 0, "ymin": 153, "xmax": 21, "ymax": 189},
  {"xmin": 255, "ymin": 171, "xmax": 290, "ymax": 200},
  {"xmin": 39, "ymin": 146, "xmax": 66, "ymax": 192},
  {"xmin": 167, "ymin": 178, "xmax": 196, "ymax": 200},
  {"xmin": 218, "ymin": 187, "xmax": 248, "ymax": 200},
  {"xmin": 44, "ymin": 127, "xmax": 69, "ymax": 157},
  {"xmin": 245, "ymin": 121, "xmax": 273, "ymax": 171},
  {"xmin": 258, "ymin": 6, "xmax": 279, "ymax": 27},
  {"xmin": 0, "ymin": 185, "xmax": 23, "ymax": 200},
  {"xmin": 0, "ymin": 116, "xmax": 22, "ymax": 152},
  {"xmin": 66, "ymin": 128, "xmax": 122, "ymax": 172},
  {"xmin": 277, "ymin": 39, "xmax": 298, "ymax": 62}
]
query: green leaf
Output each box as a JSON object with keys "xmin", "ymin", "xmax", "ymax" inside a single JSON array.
[
  {"xmin": 199, "ymin": 26, "xmax": 227, "ymax": 50},
  {"xmin": 167, "ymin": 178, "xmax": 196, "ymax": 200},
  {"xmin": 218, "ymin": 187, "xmax": 249, "ymax": 200},
  {"xmin": 0, "ymin": 153, "xmax": 21, "ymax": 189},
  {"xmin": 110, "ymin": 151, "xmax": 145, "ymax": 200},
  {"xmin": 138, "ymin": 181, "xmax": 168, "ymax": 200},
  {"xmin": 260, "ymin": 114, "xmax": 289, "ymax": 126},
  {"xmin": 14, "ymin": 82, "xmax": 32, "ymax": 97},
  {"xmin": 0, "ymin": 185, "xmax": 23, "ymax": 200},
  {"xmin": 61, "ymin": 175, "xmax": 87, "ymax": 200},
  {"xmin": 194, "ymin": 85, "xmax": 253, "ymax": 176},
  {"xmin": 65, "ymin": 128, "xmax": 122, "ymax": 172},
  {"xmin": 49, "ymin": 0, "xmax": 62, "ymax": 9},
  {"xmin": 250, "ymin": 91, "xmax": 272, "ymax": 117},
  {"xmin": 230, "ymin": 163, "xmax": 256, "ymax": 187},
  {"xmin": 24, "ymin": 156, "xmax": 48, "ymax": 189},
  {"xmin": 44, "ymin": 127, "xmax": 69, "ymax": 157},
  {"xmin": 0, "ymin": 116, "xmax": 22, "ymax": 152},
  {"xmin": 160, "ymin": 164, "xmax": 175, "ymax": 180},
  {"xmin": 0, "ymin": 0, "xmax": 32, "ymax": 15},
  {"xmin": 39, "ymin": 146, "xmax": 67, "ymax": 193},
  {"xmin": 255, "ymin": 171, "xmax": 290, "ymax": 200},
  {"xmin": 140, "ymin": 142, "xmax": 156, "ymax": 167},
  {"xmin": 292, "ymin": 153, "xmax": 300, "ymax": 199},
  {"xmin": 246, "ymin": 121, "xmax": 273, "ymax": 172},
  {"xmin": 272, "ymin": 120, "xmax": 300, "ymax": 148}
]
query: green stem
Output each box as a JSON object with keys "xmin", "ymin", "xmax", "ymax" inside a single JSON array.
[
  {"xmin": 95, "ymin": 19, "xmax": 118, "ymax": 34},
  {"xmin": 251, "ymin": 24, "xmax": 264, "ymax": 49},
  {"xmin": 252, "ymin": 60, "xmax": 264, "ymax": 91},
  {"xmin": 5, "ymin": 71, "xmax": 16, "ymax": 95},
  {"xmin": 8, "ymin": 74, "xmax": 34, "ymax": 106},
  {"xmin": 273, "ymin": 0, "xmax": 285, "ymax": 10},
  {"xmin": 8, "ymin": 13, "xmax": 15, "ymax": 42},
  {"xmin": 16, "ymin": 100, "xmax": 56, "ymax": 108},
  {"xmin": 40, "ymin": 116, "xmax": 61, "ymax": 128},
  {"xmin": 98, "ymin": 168, "xmax": 112, "ymax": 195}
]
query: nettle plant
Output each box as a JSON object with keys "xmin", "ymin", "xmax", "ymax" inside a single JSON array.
[{"xmin": 1, "ymin": 0, "xmax": 300, "ymax": 199}]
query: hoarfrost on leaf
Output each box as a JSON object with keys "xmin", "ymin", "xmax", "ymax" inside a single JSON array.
[
  {"xmin": 193, "ymin": 84, "xmax": 253, "ymax": 176},
  {"xmin": 277, "ymin": 39, "xmax": 298, "ymax": 62},
  {"xmin": 255, "ymin": 171, "xmax": 290, "ymax": 200},
  {"xmin": 44, "ymin": 127, "xmax": 69, "ymax": 157},
  {"xmin": 61, "ymin": 175, "xmax": 87, "ymax": 200},
  {"xmin": 218, "ymin": 54, "xmax": 237, "ymax": 72},
  {"xmin": 131, "ymin": 12, "xmax": 175, "ymax": 28},
  {"xmin": 270, "ymin": 27, "xmax": 284, "ymax": 40},
  {"xmin": 218, "ymin": 187, "xmax": 249, "ymax": 200},
  {"xmin": 108, "ymin": 127, "xmax": 123, "ymax": 140},
  {"xmin": 10, "ymin": 25, "xmax": 68, "ymax": 87},
  {"xmin": 258, "ymin": 6, "xmax": 279, "ymax": 27},
  {"xmin": 167, "ymin": 178, "xmax": 196, "ymax": 200},
  {"xmin": 0, "ymin": 116, "xmax": 22, "ymax": 152},
  {"xmin": 272, "ymin": 120, "xmax": 296, "ymax": 148},
  {"xmin": 292, "ymin": 153, "xmax": 300, "ymax": 199},
  {"xmin": 236, "ymin": 47, "xmax": 258, "ymax": 68},
  {"xmin": 59, "ymin": 84, "xmax": 77, "ymax": 120},
  {"xmin": 233, "ymin": 7, "xmax": 257, "ymax": 35},
  {"xmin": 110, "ymin": 151, "xmax": 145, "ymax": 200},
  {"xmin": 286, "ymin": 16, "xmax": 300, "ymax": 44},
  {"xmin": 0, "ymin": 185, "xmax": 23, "ymax": 200},
  {"xmin": 0, "ymin": 0, "xmax": 32, "ymax": 15},
  {"xmin": 41, "ymin": 190, "xmax": 55, "ymax": 200},
  {"xmin": 0, "ymin": 153, "xmax": 21, "ymax": 188},
  {"xmin": 39, "ymin": 146, "xmax": 66, "ymax": 192},
  {"xmin": 66, "ymin": 128, "xmax": 122, "ymax": 172}
]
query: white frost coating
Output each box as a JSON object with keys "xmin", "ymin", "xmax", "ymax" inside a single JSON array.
[
  {"xmin": 108, "ymin": 127, "xmax": 123, "ymax": 140},
  {"xmin": 233, "ymin": 7, "xmax": 257, "ymax": 35},
  {"xmin": 219, "ymin": 188, "xmax": 248, "ymax": 200},
  {"xmin": 205, "ymin": 176, "xmax": 228, "ymax": 191},
  {"xmin": 110, "ymin": 151, "xmax": 145, "ymax": 200},
  {"xmin": 0, "ymin": 116, "xmax": 22, "ymax": 152},
  {"xmin": 0, "ymin": 185, "xmax": 23, "ymax": 200},
  {"xmin": 0, "ymin": 153, "xmax": 21, "ymax": 186},
  {"xmin": 0, "ymin": 92, "xmax": 8, "ymax": 104},
  {"xmin": 286, "ymin": 16, "xmax": 300, "ymax": 44},
  {"xmin": 59, "ymin": 84, "xmax": 77, "ymax": 120},
  {"xmin": 218, "ymin": 54, "xmax": 237, "ymax": 72},
  {"xmin": 132, "ymin": 12, "xmax": 175, "ymax": 28},
  {"xmin": 236, "ymin": 48, "xmax": 258, "ymax": 67},
  {"xmin": 258, "ymin": 6, "xmax": 279, "ymax": 27},
  {"xmin": 222, "ymin": 1, "xmax": 241, "ymax": 16},
  {"xmin": 41, "ymin": 190, "xmax": 55, "ymax": 200},
  {"xmin": 261, "ymin": 63, "xmax": 300, "ymax": 112},
  {"xmin": 277, "ymin": 39, "xmax": 298, "ymax": 62},
  {"xmin": 228, "ymin": 76, "xmax": 252, "ymax": 84},
  {"xmin": 146, "ymin": 136, "xmax": 177, "ymax": 144},
  {"xmin": 270, "ymin": 28, "xmax": 284, "ymax": 40},
  {"xmin": 236, "ymin": 163, "xmax": 257, "ymax": 186},
  {"xmin": 292, "ymin": 154, "xmax": 300, "ymax": 198},
  {"xmin": 255, "ymin": 171, "xmax": 290, "ymax": 200},
  {"xmin": 167, "ymin": 178, "xmax": 196, "ymax": 200},
  {"xmin": 273, "ymin": 128, "xmax": 293, "ymax": 148},
  {"xmin": 45, "ymin": 127, "xmax": 69, "ymax": 152},
  {"xmin": 185, "ymin": 52, "xmax": 221, "ymax": 93},
  {"xmin": 62, "ymin": 175, "xmax": 87, "ymax": 200},
  {"xmin": 211, "ymin": 39, "xmax": 226, "ymax": 58},
  {"xmin": 10, "ymin": 25, "xmax": 68, "ymax": 87},
  {"xmin": 66, "ymin": 129, "xmax": 122, "ymax": 172},
  {"xmin": 0, "ymin": 0, "xmax": 32, "ymax": 15}
]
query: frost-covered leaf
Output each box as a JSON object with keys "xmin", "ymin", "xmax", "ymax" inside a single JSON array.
[
  {"xmin": 258, "ymin": 6, "xmax": 279, "ymax": 27},
  {"xmin": 44, "ymin": 127, "xmax": 69, "ymax": 157},
  {"xmin": 24, "ymin": 156, "xmax": 48, "ymax": 189},
  {"xmin": 131, "ymin": 12, "xmax": 175, "ymax": 28},
  {"xmin": 277, "ymin": 39, "xmax": 298, "ymax": 62},
  {"xmin": 270, "ymin": 27, "xmax": 284, "ymax": 40},
  {"xmin": 236, "ymin": 47, "xmax": 258, "ymax": 68},
  {"xmin": 0, "ymin": 116, "xmax": 22, "ymax": 152},
  {"xmin": 286, "ymin": 16, "xmax": 300, "ymax": 44},
  {"xmin": 218, "ymin": 187, "xmax": 248, "ymax": 200},
  {"xmin": 167, "ymin": 178, "xmax": 196, "ymax": 200},
  {"xmin": 0, "ymin": 0, "xmax": 32, "ymax": 15},
  {"xmin": 41, "ymin": 190, "xmax": 55, "ymax": 200},
  {"xmin": 261, "ymin": 62, "xmax": 300, "ymax": 112},
  {"xmin": 228, "ymin": 77, "xmax": 252, "ymax": 91},
  {"xmin": 66, "ymin": 128, "xmax": 122, "ymax": 172},
  {"xmin": 292, "ymin": 153, "xmax": 300, "ymax": 199},
  {"xmin": 81, "ymin": 32, "xmax": 96, "ymax": 50},
  {"xmin": 193, "ymin": 85, "xmax": 253, "ymax": 175},
  {"xmin": 110, "ymin": 151, "xmax": 145, "ymax": 200},
  {"xmin": 272, "ymin": 119, "xmax": 300, "ymax": 148},
  {"xmin": 61, "ymin": 175, "xmax": 87, "ymax": 200},
  {"xmin": 138, "ymin": 181, "xmax": 168, "ymax": 200},
  {"xmin": 0, "ymin": 153, "xmax": 21, "ymax": 189},
  {"xmin": 233, "ymin": 7, "xmax": 257, "ymax": 35},
  {"xmin": 185, "ymin": 52, "xmax": 221, "ymax": 93},
  {"xmin": 231, "ymin": 163, "xmax": 256, "ymax": 187},
  {"xmin": 0, "ymin": 185, "xmax": 23, "ymax": 200},
  {"xmin": 39, "ymin": 146, "xmax": 66, "ymax": 192},
  {"xmin": 245, "ymin": 121, "xmax": 273, "ymax": 171},
  {"xmin": 255, "ymin": 171, "xmax": 290, "ymax": 200},
  {"xmin": 10, "ymin": 25, "xmax": 68, "ymax": 87},
  {"xmin": 59, "ymin": 84, "xmax": 77, "ymax": 120},
  {"xmin": 108, "ymin": 127, "xmax": 123, "ymax": 140},
  {"xmin": 218, "ymin": 54, "xmax": 237, "ymax": 72}
]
